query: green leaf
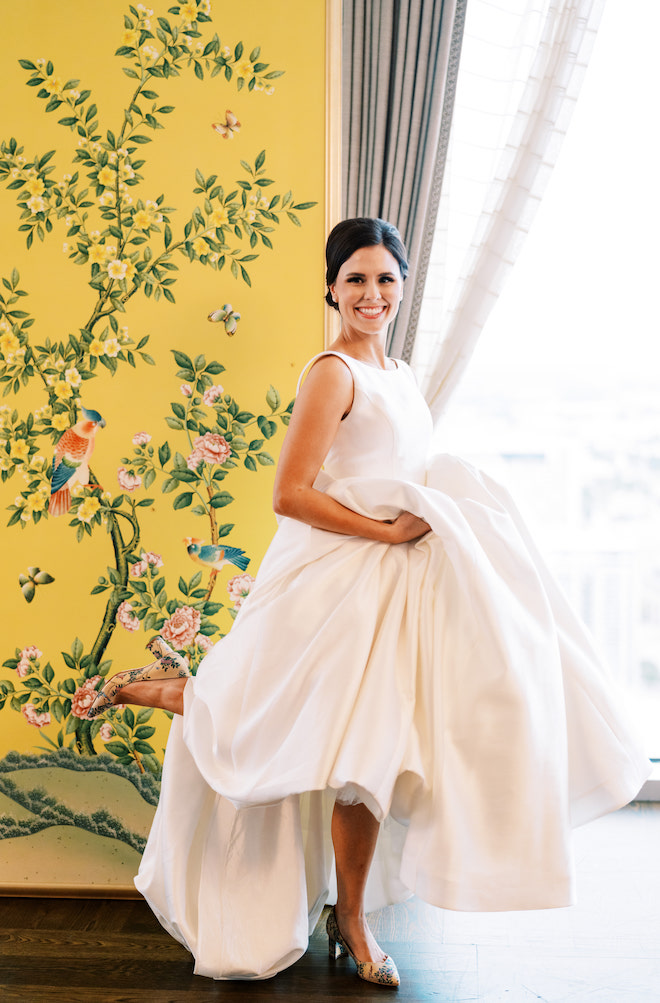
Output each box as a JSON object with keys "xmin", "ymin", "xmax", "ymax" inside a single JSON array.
[
  {"xmin": 173, "ymin": 492, "xmax": 193, "ymax": 509},
  {"xmin": 256, "ymin": 452, "xmax": 275, "ymax": 466},
  {"xmin": 172, "ymin": 349, "xmax": 193, "ymax": 369},
  {"xmin": 244, "ymin": 455, "xmax": 257, "ymax": 472},
  {"xmin": 71, "ymin": 637, "xmax": 84, "ymax": 662},
  {"xmin": 209, "ymin": 491, "xmax": 233, "ymax": 508},
  {"xmin": 159, "ymin": 442, "xmax": 171, "ymax": 465},
  {"xmin": 266, "ymin": 385, "xmax": 281, "ymax": 411}
]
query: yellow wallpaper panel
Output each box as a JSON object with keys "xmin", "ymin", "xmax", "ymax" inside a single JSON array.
[{"xmin": 0, "ymin": 0, "xmax": 326, "ymax": 889}]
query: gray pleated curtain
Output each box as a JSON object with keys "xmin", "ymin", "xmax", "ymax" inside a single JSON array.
[{"xmin": 342, "ymin": 0, "xmax": 467, "ymax": 359}]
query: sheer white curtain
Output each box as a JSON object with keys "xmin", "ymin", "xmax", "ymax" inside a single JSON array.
[{"xmin": 411, "ymin": 0, "xmax": 606, "ymax": 420}]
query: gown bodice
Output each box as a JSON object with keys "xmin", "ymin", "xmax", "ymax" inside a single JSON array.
[{"xmin": 303, "ymin": 352, "xmax": 433, "ymax": 484}]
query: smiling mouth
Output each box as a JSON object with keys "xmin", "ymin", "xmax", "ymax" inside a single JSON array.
[{"xmin": 356, "ymin": 306, "xmax": 386, "ymax": 318}]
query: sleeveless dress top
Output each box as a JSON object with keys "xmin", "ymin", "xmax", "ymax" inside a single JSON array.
[{"xmin": 135, "ymin": 351, "xmax": 650, "ymax": 980}]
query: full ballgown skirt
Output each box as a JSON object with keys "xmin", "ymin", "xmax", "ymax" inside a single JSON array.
[{"xmin": 135, "ymin": 352, "xmax": 650, "ymax": 980}]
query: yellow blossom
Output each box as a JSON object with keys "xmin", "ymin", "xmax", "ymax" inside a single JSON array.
[
  {"xmin": 54, "ymin": 358, "xmax": 66, "ymax": 371},
  {"xmin": 77, "ymin": 496, "xmax": 101, "ymax": 523},
  {"xmin": 53, "ymin": 380, "xmax": 73, "ymax": 400},
  {"xmin": 209, "ymin": 206, "xmax": 229, "ymax": 227},
  {"xmin": 0, "ymin": 318, "xmax": 10, "ymax": 333},
  {"xmin": 118, "ymin": 326, "xmax": 130, "ymax": 343},
  {"xmin": 89, "ymin": 230, "xmax": 101, "ymax": 243},
  {"xmin": 24, "ymin": 492, "xmax": 47, "ymax": 514},
  {"xmin": 0, "ymin": 405, "xmax": 12, "ymax": 426},
  {"xmin": 0, "ymin": 455, "xmax": 11, "ymax": 471},
  {"xmin": 265, "ymin": 86, "xmax": 275, "ymax": 96},
  {"xmin": 0, "ymin": 332, "xmax": 20, "ymax": 357},
  {"xmin": 89, "ymin": 339, "xmax": 106, "ymax": 357},
  {"xmin": 98, "ymin": 191, "xmax": 115, "ymax": 207},
  {"xmin": 124, "ymin": 260, "xmax": 137, "ymax": 282},
  {"xmin": 62, "ymin": 242, "xmax": 71, "ymax": 253},
  {"xmin": 104, "ymin": 338, "xmax": 120, "ymax": 357},
  {"xmin": 104, "ymin": 244, "xmax": 118, "ymax": 259},
  {"xmin": 248, "ymin": 194, "xmax": 258, "ymax": 206},
  {"xmin": 16, "ymin": 155, "xmax": 26, "ymax": 166},
  {"xmin": 36, "ymin": 58, "xmax": 46, "ymax": 68},
  {"xmin": 221, "ymin": 45, "xmax": 231, "ymax": 59},
  {"xmin": 120, "ymin": 163, "xmax": 134, "ymax": 180},
  {"xmin": 34, "ymin": 405, "xmax": 52, "ymax": 421},
  {"xmin": 65, "ymin": 367, "xmax": 81, "ymax": 387},
  {"xmin": 10, "ymin": 440, "xmax": 30, "ymax": 462},
  {"xmin": 27, "ymin": 195, "xmax": 46, "ymax": 214},
  {"xmin": 107, "ymin": 259, "xmax": 128, "ymax": 281},
  {"xmin": 44, "ymin": 75, "xmax": 63, "ymax": 95},
  {"xmin": 123, "ymin": 194, "xmax": 134, "ymax": 206},
  {"xmin": 102, "ymin": 490, "xmax": 112, "ymax": 501},
  {"xmin": 181, "ymin": 34, "xmax": 192, "ymax": 48},
  {"xmin": 258, "ymin": 197, "xmax": 269, "ymax": 210},
  {"xmin": 90, "ymin": 142, "xmax": 102, "ymax": 154},
  {"xmin": 65, "ymin": 89, "xmax": 80, "ymax": 102},
  {"xmin": 141, "ymin": 45, "xmax": 159, "ymax": 63},
  {"xmin": 46, "ymin": 374, "xmax": 57, "ymax": 387},
  {"xmin": 181, "ymin": 1, "xmax": 198, "ymax": 22},
  {"xmin": 192, "ymin": 236, "xmax": 209, "ymax": 256},
  {"xmin": 51, "ymin": 413, "xmax": 70, "ymax": 431},
  {"xmin": 247, "ymin": 210, "xmax": 256, "ymax": 223},
  {"xmin": 88, "ymin": 244, "xmax": 106, "ymax": 265},
  {"xmin": 98, "ymin": 166, "xmax": 115, "ymax": 187},
  {"xmin": 194, "ymin": 40, "xmax": 205, "ymax": 56},
  {"xmin": 26, "ymin": 177, "xmax": 45, "ymax": 196},
  {"xmin": 133, "ymin": 209, "xmax": 152, "ymax": 231},
  {"xmin": 122, "ymin": 28, "xmax": 139, "ymax": 46},
  {"xmin": 237, "ymin": 60, "xmax": 255, "ymax": 80},
  {"xmin": 200, "ymin": 0, "xmax": 211, "ymax": 13},
  {"xmin": 71, "ymin": 484, "xmax": 86, "ymax": 498}
]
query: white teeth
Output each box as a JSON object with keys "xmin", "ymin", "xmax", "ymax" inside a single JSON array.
[{"xmin": 357, "ymin": 307, "xmax": 384, "ymax": 317}]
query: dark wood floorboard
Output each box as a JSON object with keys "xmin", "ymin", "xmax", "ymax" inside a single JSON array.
[{"xmin": 0, "ymin": 898, "xmax": 441, "ymax": 1002}]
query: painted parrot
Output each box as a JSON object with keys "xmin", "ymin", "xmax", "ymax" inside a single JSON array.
[
  {"xmin": 184, "ymin": 537, "xmax": 250, "ymax": 572},
  {"xmin": 49, "ymin": 407, "xmax": 106, "ymax": 517}
]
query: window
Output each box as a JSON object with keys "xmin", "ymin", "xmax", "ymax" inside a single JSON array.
[{"xmin": 434, "ymin": 0, "xmax": 660, "ymax": 757}]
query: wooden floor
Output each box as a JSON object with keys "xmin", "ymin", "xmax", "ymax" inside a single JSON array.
[{"xmin": 1, "ymin": 803, "xmax": 659, "ymax": 1002}]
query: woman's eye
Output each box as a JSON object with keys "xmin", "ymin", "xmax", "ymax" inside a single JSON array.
[{"xmin": 347, "ymin": 276, "xmax": 363, "ymax": 283}]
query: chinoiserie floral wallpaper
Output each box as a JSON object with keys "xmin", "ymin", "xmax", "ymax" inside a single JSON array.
[{"xmin": 0, "ymin": 0, "xmax": 326, "ymax": 891}]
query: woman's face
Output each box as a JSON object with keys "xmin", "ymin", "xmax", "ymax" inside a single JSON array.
[{"xmin": 329, "ymin": 244, "xmax": 404, "ymax": 338}]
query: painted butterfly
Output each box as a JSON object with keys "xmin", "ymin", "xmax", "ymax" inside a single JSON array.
[{"xmin": 212, "ymin": 110, "xmax": 241, "ymax": 139}]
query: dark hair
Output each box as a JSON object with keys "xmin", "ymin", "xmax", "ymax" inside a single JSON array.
[{"xmin": 325, "ymin": 218, "xmax": 409, "ymax": 310}]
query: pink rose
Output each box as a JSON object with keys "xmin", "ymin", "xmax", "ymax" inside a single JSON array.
[
  {"xmin": 117, "ymin": 600, "xmax": 140, "ymax": 632},
  {"xmin": 71, "ymin": 675, "xmax": 102, "ymax": 718},
  {"xmin": 22, "ymin": 703, "xmax": 51, "ymax": 728},
  {"xmin": 21, "ymin": 645, "xmax": 43, "ymax": 661},
  {"xmin": 117, "ymin": 466, "xmax": 142, "ymax": 491},
  {"xmin": 180, "ymin": 383, "xmax": 192, "ymax": 397},
  {"xmin": 132, "ymin": 431, "xmax": 152, "ymax": 446},
  {"xmin": 16, "ymin": 658, "xmax": 30, "ymax": 678},
  {"xmin": 160, "ymin": 605, "xmax": 201, "ymax": 649},
  {"xmin": 130, "ymin": 560, "xmax": 148, "ymax": 577},
  {"xmin": 144, "ymin": 550, "xmax": 163, "ymax": 567},
  {"xmin": 226, "ymin": 573, "xmax": 255, "ymax": 609},
  {"xmin": 202, "ymin": 384, "xmax": 224, "ymax": 406},
  {"xmin": 186, "ymin": 448, "xmax": 203, "ymax": 471},
  {"xmin": 194, "ymin": 632, "xmax": 214, "ymax": 653},
  {"xmin": 191, "ymin": 433, "xmax": 231, "ymax": 465},
  {"xmin": 99, "ymin": 722, "xmax": 113, "ymax": 741}
]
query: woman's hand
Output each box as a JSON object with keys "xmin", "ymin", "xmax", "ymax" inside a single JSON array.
[{"xmin": 384, "ymin": 511, "xmax": 431, "ymax": 544}]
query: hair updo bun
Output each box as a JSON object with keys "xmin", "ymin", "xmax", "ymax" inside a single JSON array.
[{"xmin": 325, "ymin": 218, "xmax": 409, "ymax": 310}]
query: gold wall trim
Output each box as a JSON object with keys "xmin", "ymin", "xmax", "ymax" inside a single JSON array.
[{"xmin": 325, "ymin": 0, "xmax": 342, "ymax": 347}]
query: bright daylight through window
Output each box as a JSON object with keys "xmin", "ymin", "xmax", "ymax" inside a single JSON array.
[{"xmin": 427, "ymin": 0, "xmax": 660, "ymax": 759}]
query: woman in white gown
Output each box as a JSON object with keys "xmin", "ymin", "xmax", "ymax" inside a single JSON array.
[{"xmin": 89, "ymin": 218, "xmax": 650, "ymax": 984}]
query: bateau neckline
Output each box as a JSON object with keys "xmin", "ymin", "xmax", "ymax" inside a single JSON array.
[{"xmin": 329, "ymin": 351, "xmax": 400, "ymax": 372}]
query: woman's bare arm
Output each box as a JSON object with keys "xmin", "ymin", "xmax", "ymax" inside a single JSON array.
[{"xmin": 273, "ymin": 355, "xmax": 430, "ymax": 544}]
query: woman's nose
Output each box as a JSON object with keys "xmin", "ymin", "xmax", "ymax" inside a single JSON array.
[{"xmin": 363, "ymin": 279, "xmax": 382, "ymax": 300}]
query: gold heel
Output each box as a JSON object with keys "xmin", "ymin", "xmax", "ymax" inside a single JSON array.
[
  {"xmin": 87, "ymin": 650, "xmax": 190, "ymax": 719},
  {"xmin": 326, "ymin": 907, "xmax": 399, "ymax": 988}
]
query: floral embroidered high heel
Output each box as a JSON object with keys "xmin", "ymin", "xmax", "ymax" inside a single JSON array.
[
  {"xmin": 86, "ymin": 636, "xmax": 190, "ymax": 719},
  {"xmin": 326, "ymin": 907, "xmax": 400, "ymax": 988}
]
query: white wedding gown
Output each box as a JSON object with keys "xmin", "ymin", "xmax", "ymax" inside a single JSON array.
[{"xmin": 135, "ymin": 352, "xmax": 650, "ymax": 980}]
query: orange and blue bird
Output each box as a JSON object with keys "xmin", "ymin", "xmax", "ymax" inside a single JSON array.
[
  {"xmin": 184, "ymin": 537, "xmax": 250, "ymax": 572},
  {"xmin": 49, "ymin": 407, "xmax": 106, "ymax": 517}
]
